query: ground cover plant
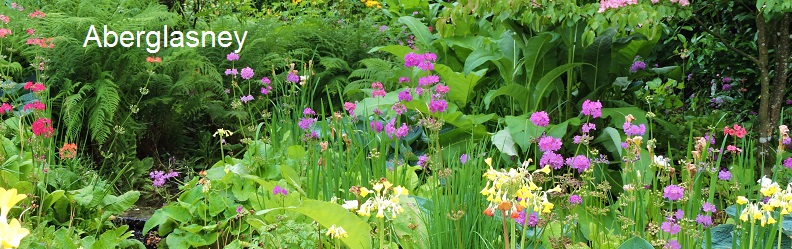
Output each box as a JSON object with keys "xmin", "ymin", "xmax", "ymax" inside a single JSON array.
[{"xmin": 0, "ymin": 0, "xmax": 791, "ymax": 248}]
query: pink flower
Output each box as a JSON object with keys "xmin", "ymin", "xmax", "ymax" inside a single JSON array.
[
  {"xmin": 418, "ymin": 75, "xmax": 440, "ymax": 87},
  {"xmin": 261, "ymin": 77, "xmax": 271, "ymax": 84},
  {"xmin": 23, "ymin": 101, "xmax": 46, "ymax": 111},
  {"xmin": 582, "ymin": 123, "xmax": 596, "ymax": 133},
  {"xmin": 343, "ymin": 102, "xmax": 356, "ymax": 115},
  {"xmin": 537, "ymin": 136, "xmax": 562, "ymax": 152},
  {"xmin": 428, "ymin": 98, "xmax": 447, "ymax": 113},
  {"xmin": 26, "ymin": 29, "xmax": 34, "ymax": 35},
  {"xmin": 32, "ymin": 118, "xmax": 54, "ymax": 137},
  {"xmin": 29, "ymin": 10, "xmax": 46, "ymax": 18},
  {"xmin": 539, "ymin": 151, "xmax": 564, "ymax": 169},
  {"xmin": 581, "ymin": 100, "xmax": 602, "ymax": 118},
  {"xmin": 530, "ymin": 111, "xmax": 550, "ymax": 127},
  {"xmin": 565, "ymin": 155, "xmax": 591, "ymax": 172},
  {"xmin": 784, "ymin": 158, "xmax": 792, "ymax": 169},
  {"xmin": 287, "ymin": 71, "xmax": 300, "ymax": 83},
  {"xmin": 0, "ymin": 28, "xmax": 12, "ymax": 38},
  {"xmin": 398, "ymin": 77, "xmax": 410, "ymax": 83},
  {"xmin": 726, "ymin": 145, "xmax": 742, "ymax": 153},
  {"xmin": 395, "ymin": 123, "xmax": 409, "ymax": 138},
  {"xmin": 225, "ymin": 68, "xmax": 238, "ymax": 76},
  {"xmin": 24, "ymin": 82, "xmax": 46, "ymax": 92},
  {"xmin": 0, "ymin": 15, "xmax": 9, "ymax": 23},
  {"xmin": 392, "ymin": 102, "xmax": 406, "ymax": 115},
  {"xmin": 0, "ymin": 103, "xmax": 11, "ymax": 114},
  {"xmin": 398, "ymin": 89, "xmax": 413, "ymax": 102},
  {"xmin": 434, "ymin": 84, "xmax": 449, "ymax": 94},
  {"xmin": 663, "ymin": 185, "xmax": 685, "ymax": 201},
  {"xmin": 240, "ymin": 95, "xmax": 254, "ymax": 103},
  {"xmin": 370, "ymin": 121, "xmax": 383, "ymax": 132},
  {"xmin": 227, "ymin": 52, "xmax": 240, "ymax": 61},
  {"xmin": 240, "ymin": 67, "xmax": 254, "ymax": 80}
]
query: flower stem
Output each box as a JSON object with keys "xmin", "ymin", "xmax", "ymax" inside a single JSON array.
[
  {"xmin": 378, "ymin": 218, "xmax": 385, "ymax": 249},
  {"xmin": 502, "ymin": 213, "xmax": 510, "ymax": 249},
  {"xmin": 749, "ymin": 220, "xmax": 755, "ymax": 249}
]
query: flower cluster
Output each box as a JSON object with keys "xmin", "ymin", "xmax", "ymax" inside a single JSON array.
[
  {"xmin": 298, "ymin": 108, "xmax": 317, "ymax": 131},
  {"xmin": 622, "ymin": 115, "xmax": 646, "ymax": 137},
  {"xmin": 404, "ymin": 52, "xmax": 437, "ymax": 71},
  {"xmin": 32, "ymin": 118, "xmax": 53, "ymax": 137},
  {"xmin": 581, "ymin": 99, "xmax": 602, "ymax": 118},
  {"xmin": 273, "ymin": 185, "xmax": 289, "ymax": 196},
  {"xmin": 325, "ymin": 224, "xmax": 348, "ymax": 239},
  {"xmin": 480, "ymin": 159, "xmax": 559, "ymax": 220},
  {"xmin": 0, "ymin": 188, "xmax": 30, "ymax": 248},
  {"xmin": 530, "ymin": 111, "xmax": 550, "ymax": 127},
  {"xmin": 735, "ymin": 177, "xmax": 792, "ymax": 227},
  {"xmin": 348, "ymin": 179, "xmax": 408, "ymax": 219},
  {"xmin": 360, "ymin": 0, "xmax": 382, "ymax": 8},
  {"xmin": 371, "ymin": 82, "xmax": 386, "ymax": 98},
  {"xmin": 59, "ymin": 143, "xmax": 77, "ymax": 159},
  {"xmin": 630, "ymin": 60, "xmax": 646, "ymax": 73},
  {"xmin": 723, "ymin": 124, "xmax": 747, "ymax": 138},
  {"xmin": 145, "ymin": 56, "xmax": 162, "ymax": 63},
  {"xmin": 384, "ymin": 118, "xmax": 409, "ymax": 139},
  {"xmin": 150, "ymin": 170, "xmax": 179, "ymax": 187},
  {"xmin": 260, "ymin": 77, "xmax": 273, "ymax": 95}
]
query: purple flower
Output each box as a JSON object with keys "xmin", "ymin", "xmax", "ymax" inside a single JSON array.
[
  {"xmin": 787, "ymin": 99, "xmax": 792, "ymax": 105},
  {"xmin": 392, "ymin": 102, "xmax": 407, "ymax": 115},
  {"xmin": 385, "ymin": 119, "xmax": 397, "ymax": 138},
  {"xmin": 395, "ymin": 123, "xmax": 409, "ymax": 138},
  {"xmin": 370, "ymin": 121, "xmax": 383, "ymax": 132},
  {"xmin": 664, "ymin": 240, "xmax": 681, "ymax": 249},
  {"xmin": 565, "ymin": 155, "xmax": 591, "ymax": 173},
  {"xmin": 378, "ymin": 25, "xmax": 387, "ymax": 32},
  {"xmin": 621, "ymin": 142, "xmax": 629, "ymax": 148},
  {"xmin": 261, "ymin": 86, "xmax": 272, "ymax": 95},
  {"xmin": 704, "ymin": 133, "xmax": 716, "ymax": 145},
  {"xmin": 663, "ymin": 185, "xmax": 685, "ymax": 201},
  {"xmin": 236, "ymin": 205, "xmax": 244, "ymax": 214},
  {"xmin": 623, "ymin": 123, "xmax": 646, "ymax": 137},
  {"xmin": 150, "ymin": 170, "xmax": 179, "ymax": 187},
  {"xmin": 722, "ymin": 84, "xmax": 732, "ymax": 91},
  {"xmin": 287, "ymin": 71, "xmax": 300, "ymax": 83},
  {"xmin": 417, "ymin": 155, "xmax": 429, "ymax": 168},
  {"xmin": 273, "ymin": 185, "xmax": 288, "ymax": 196},
  {"xmin": 569, "ymin": 195, "xmax": 582, "ymax": 205},
  {"xmin": 516, "ymin": 211, "xmax": 539, "ymax": 227},
  {"xmin": 224, "ymin": 88, "xmax": 231, "ymax": 94},
  {"xmin": 702, "ymin": 202, "xmax": 717, "ymax": 213},
  {"xmin": 784, "ymin": 158, "xmax": 792, "ymax": 169},
  {"xmin": 696, "ymin": 214, "xmax": 713, "ymax": 228},
  {"xmin": 581, "ymin": 100, "xmax": 602, "ymax": 118},
  {"xmin": 428, "ymin": 98, "xmax": 447, "ymax": 113},
  {"xmin": 540, "ymin": 151, "xmax": 565, "ymax": 170},
  {"xmin": 225, "ymin": 68, "xmax": 238, "ymax": 76},
  {"xmin": 227, "ymin": 52, "xmax": 239, "ymax": 61},
  {"xmin": 240, "ymin": 95, "xmax": 254, "ymax": 103},
  {"xmin": 537, "ymin": 136, "xmax": 562, "ymax": 152},
  {"xmin": 722, "ymin": 77, "xmax": 732, "ymax": 83},
  {"xmin": 718, "ymin": 169, "xmax": 731, "ymax": 181},
  {"xmin": 530, "ymin": 111, "xmax": 550, "ymax": 127},
  {"xmin": 581, "ymin": 123, "xmax": 596, "ymax": 133},
  {"xmin": 630, "ymin": 61, "xmax": 646, "ymax": 73},
  {"xmin": 398, "ymin": 89, "xmax": 413, "ymax": 102},
  {"xmin": 460, "ymin": 154, "xmax": 469, "ymax": 164},
  {"xmin": 240, "ymin": 67, "xmax": 254, "ymax": 80},
  {"xmin": 418, "ymin": 75, "xmax": 440, "ymax": 86},
  {"xmin": 398, "ymin": 77, "xmax": 410, "ymax": 83},
  {"xmin": 404, "ymin": 52, "xmax": 437, "ymax": 71},
  {"xmin": 303, "ymin": 108, "xmax": 315, "ymax": 116},
  {"xmin": 435, "ymin": 84, "xmax": 449, "ymax": 95},
  {"xmin": 298, "ymin": 118, "xmax": 316, "ymax": 130},
  {"xmin": 675, "ymin": 209, "xmax": 684, "ymax": 220},
  {"xmin": 261, "ymin": 77, "xmax": 271, "ymax": 84},
  {"xmin": 661, "ymin": 221, "xmax": 681, "ymax": 234}
]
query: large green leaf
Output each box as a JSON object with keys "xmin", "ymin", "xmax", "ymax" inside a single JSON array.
[
  {"xmin": 434, "ymin": 64, "xmax": 486, "ymax": 107},
  {"xmin": 582, "ymin": 28, "xmax": 614, "ymax": 89},
  {"xmin": 594, "ymin": 127, "xmax": 623, "ymax": 158},
  {"xmin": 617, "ymin": 237, "xmax": 653, "ymax": 249},
  {"xmin": 398, "ymin": 16, "xmax": 435, "ymax": 51},
  {"xmin": 491, "ymin": 129, "xmax": 518, "ymax": 156},
  {"xmin": 369, "ymin": 45, "xmax": 414, "ymax": 60},
  {"xmin": 482, "ymin": 84, "xmax": 529, "ymax": 110},
  {"xmin": 524, "ymin": 32, "xmax": 557, "ymax": 84},
  {"xmin": 102, "ymin": 191, "xmax": 140, "ymax": 214},
  {"xmin": 463, "ymin": 46, "xmax": 502, "ymax": 75},
  {"xmin": 529, "ymin": 62, "xmax": 588, "ymax": 111},
  {"xmin": 291, "ymin": 200, "xmax": 372, "ymax": 249}
]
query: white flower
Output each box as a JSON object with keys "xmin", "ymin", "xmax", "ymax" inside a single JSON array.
[
  {"xmin": 653, "ymin": 155, "xmax": 669, "ymax": 167},
  {"xmin": 342, "ymin": 200, "xmax": 358, "ymax": 210}
]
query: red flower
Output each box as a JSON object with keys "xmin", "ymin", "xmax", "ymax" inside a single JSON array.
[
  {"xmin": 723, "ymin": 124, "xmax": 747, "ymax": 138},
  {"xmin": 32, "ymin": 118, "xmax": 53, "ymax": 137},
  {"xmin": 23, "ymin": 101, "xmax": 45, "ymax": 111},
  {"xmin": 0, "ymin": 103, "xmax": 12, "ymax": 114},
  {"xmin": 24, "ymin": 82, "xmax": 45, "ymax": 92},
  {"xmin": 146, "ymin": 56, "xmax": 162, "ymax": 63}
]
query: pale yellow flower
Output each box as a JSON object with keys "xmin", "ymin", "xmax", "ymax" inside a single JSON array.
[
  {"xmin": 0, "ymin": 188, "xmax": 26, "ymax": 224},
  {"xmin": 0, "ymin": 218, "xmax": 29, "ymax": 248}
]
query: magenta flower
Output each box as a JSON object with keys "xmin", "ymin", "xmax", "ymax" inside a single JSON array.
[
  {"xmin": 372, "ymin": 90, "xmax": 387, "ymax": 98},
  {"xmin": 225, "ymin": 68, "xmax": 238, "ymax": 76},
  {"xmin": 417, "ymin": 155, "xmax": 429, "ymax": 168},
  {"xmin": 0, "ymin": 103, "xmax": 12, "ymax": 114},
  {"xmin": 537, "ymin": 136, "xmax": 562, "ymax": 152},
  {"xmin": 236, "ymin": 205, "xmax": 245, "ymax": 214},
  {"xmin": 303, "ymin": 108, "xmax": 315, "ymax": 116},
  {"xmin": 428, "ymin": 98, "xmax": 447, "ymax": 113},
  {"xmin": 581, "ymin": 100, "xmax": 602, "ymax": 118},
  {"xmin": 664, "ymin": 240, "xmax": 681, "ymax": 249},
  {"xmin": 702, "ymin": 202, "xmax": 717, "ymax": 213},
  {"xmin": 581, "ymin": 123, "xmax": 596, "ymax": 133},
  {"xmin": 661, "ymin": 220, "xmax": 681, "ymax": 234},
  {"xmin": 630, "ymin": 61, "xmax": 646, "ymax": 73},
  {"xmin": 370, "ymin": 121, "xmax": 383, "ymax": 132},
  {"xmin": 569, "ymin": 195, "xmax": 582, "ymax": 205},
  {"xmin": 298, "ymin": 118, "xmax": 316, "ymax": 130},
  {"xmin": 261, "ymin": 77, "xmax": 271, "ymax": 84},
  {"xmin": 227, "ymin": 52, "xmax": 240, "ymax": 61},
  {"xmin": 623, "ymin": 123, "xmax": 646, "ymax": 136},
  {"xmin": 239, "ymin": 67, "xmax": 254, "ymax": 80},
  {"xmin": 240, "ymin": 95, "xmax": 254, "ymax": 103},
  {"xmin": 395, "ymin": 123, "xmax": 409, "ymax": 138},
  {"xmin": 385, "ymin": 119, "xmax": 397, "ymax": 137},
  {"xmin": 565, "ymin": 155, "xmax": 591, "ymax": 173},
  {"xmin": 460, "ymin": 154, "xmax": 469, "ymax": 164},
  {"xmin": 695, "ymin": 214, "xmax": 713, "ymax": 228},
  {"xmin": 540, "ymin": 151, "xmax": 564, "ymax": 169},
  {"xmin": 663, "ymin": 185, "xmax": 685, "ymax": 201},
  {"xmin": 398, "ymin": 89, "xmax": 413, "ymax": 102},
  {"xmin": 392, "ymin": 102, "xmax": 407, "ymax": 115},
  {"xmin": 344, "ymin": 102, "xmax": 356, "ymax": 116},
  {"xmin": 261, "ymin": 86, "xmax": 272, "ymax": 95},
  {"xmin": 273, "ymin": 185, "xmax": 288, "ymax": 196},
  {"xmin": 418, "ymin": 75, "xmax": 440, "ymax": 87},
  {"xmin": 287, "ymin": 71, "xmax": 300, "ymax": 83},
  {"xmin": 784, "ymin": 158, "xmax": 792, "ymax": 169},
  {"xmin": 530, "ymin": 111, "xmax": 550, "ymax": 127},
  {"xmin": 675, "ymin": 209, "xmax": 684, "ymax": 220},
  {"xmin": 150, "ymin": 170, "xmax": 179, "ymax": 187},
  {"xmin": 718, "ymin": 169, "xmax": 732, "ymax": 181},
  {"xmin": 435, "ymin": 84, "xmax": 450, "ymax": 95},
  {"xmin": 398, "ymin": 77, "xmax": 410, "ymax": 83}
]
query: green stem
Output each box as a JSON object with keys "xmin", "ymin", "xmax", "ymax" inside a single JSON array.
[
  {"xmin": 378, "ymin": 218, "xmax": 385, "ymax": 249},
  {"xmin": 749, "ymin": 220, "xmax": 755, "ymax": 249}
]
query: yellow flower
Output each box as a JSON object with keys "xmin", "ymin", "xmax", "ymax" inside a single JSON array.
[
  {"xmin": 766, "ymin": 215, "xmax": 777, "ymax": 226},
  {"xmin": 485, "ymin": 158, "xmax": 492, "ymax": 167},
  {"xmin": 536, "ymin": 165, "xmax": 551, "ymax": 174},
  {"xmin": 360, "ymin": 187, "xmax": 371, "ymax": 198},
  {"xmin": 392, "ymin": 186, "xmax": 408, "ymax": 196},
  {"xmin": 325, "ymin": 224, "xmax": 348, "ymax": 239},
  {"xmin": 0, "ymin": 218, "xmax": 29, "ymax": 248},
  {"xmin": 382, "ymin": 181, "xmax": 393, "ymax": 191},
  {"xmin": 541, "ymin": 201, "xmax": 554, "ymax": 213},
  {"xmin": 373, "ymin": 183, "xmax": 383, "ymax": 193},
  {"xmin": 736, "ymin": 196, "xmax": 749, "ymax": 205},
  {"xmin": 0, "ymin": 188, "xmax": 26, "ymax": 224}
]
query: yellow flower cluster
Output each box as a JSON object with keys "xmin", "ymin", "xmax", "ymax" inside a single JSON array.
[
  {"xmin": 353, "ymin": 179, "xmax": 408, "ymax": 219},
  {"xmin": 325, "ymin": 224, "xmax": 348, "ymax": 239},
  {"xmin": 736, "ymin": 177, "xmax": 792, "ymax": 227},
  {"xmin": 479, "ymin": 158, "xmax": 559, "ymax": 217},
  {"xmin": 0, "ymin": 188, "xmax": 29, "ymax": 248},
  {"xmin": 361, "ymin": 0, "xmax": 382, "ymax": 8}
]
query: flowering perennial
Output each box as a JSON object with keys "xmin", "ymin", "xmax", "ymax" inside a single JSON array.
[
  {"xmin": 353, "ymin": 179, "xmax": 408, "ymax": 219},
  {"xmin": 480, "ymin": 160, "xmax": 558, "ymax": 219}
]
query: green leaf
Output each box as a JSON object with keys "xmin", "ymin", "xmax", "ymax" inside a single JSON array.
[
  {"xmin": 483, "ymin": 84, "xmax": 529, "ymax": 110},
  {"xmin": 529, "ymin": 62, "xmax": 588, "ymax": 111},
  {"xmin": 41, "ymin": 190, "xmax": 65, "ymax": 211},
  {"xmin": 594, "ymin": 127, "xmax": 623, "ymax": 158},
  {"xmin": 434, "ymin": 64, "xmax": 485, "ymax": 107},
  {"xmin": 463, "ymin": 47, "xmax": 502, "ymax": 75},
  {"xmin": 524, "ymin": 33, "xmax": 557, "ymax": 85},
  {"xmin": 369, "ymin": 45, "xmax": 414, "ymax": 59},
  {"xmin": 491, "ymin": 129, "xmax": 518, "ymax": 156},
  {"xmin": 582, "ymin": 29, "xmax": 614, "ymax": 89},
  {"xmin": 291, "ymin": 200, "xmax": 373, "ymax": 249},
  {"xmin": 286, "ymin": 145, "xmax": 306, "ymax": 160},
  {"xmin": 617, "ymin": 237, "xmax": 654, "ymax": 249},
  {"xmin": 102, "ymin": 191, "xmax": 140, "ymax": 214},
  {"xmin": 398, "ymin": 16, "xmax": 434, "ymax": 51},
  {"xmin": 710, "ymin": 224, "xmax": 735, "ymax": 248}
]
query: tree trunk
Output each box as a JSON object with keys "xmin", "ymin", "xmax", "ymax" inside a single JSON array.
[
  {"xmin": 759, "ymin": 13, "xmax": 791, "ymax": 173},
  {"xmin": 757, "ymin": 13, "xmax": 773, "ymax": 168}
]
